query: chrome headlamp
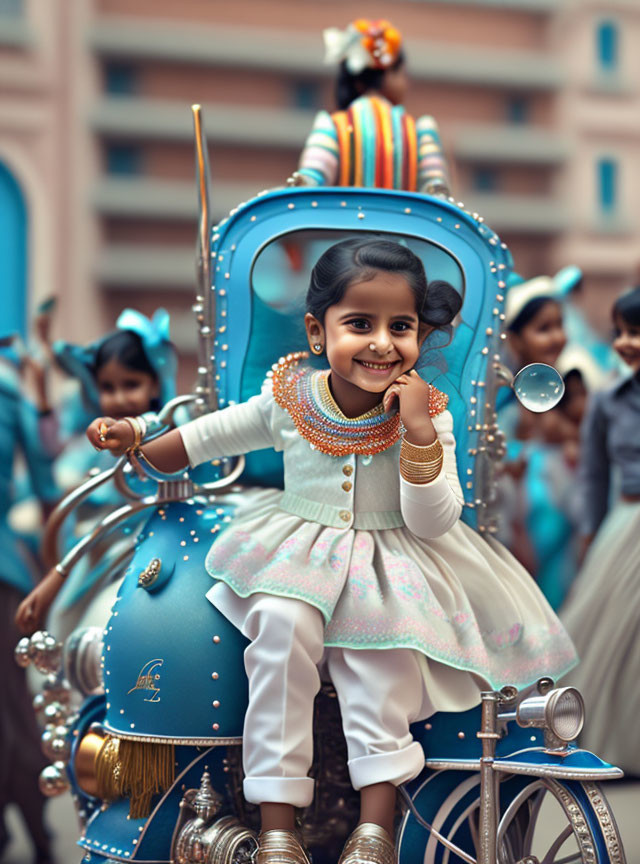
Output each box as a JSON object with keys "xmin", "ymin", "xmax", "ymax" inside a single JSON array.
[
  {"xmin": 64, "ymin": 627, "xmax": 104, "ymax": 696},
  {"xmin": 516, "ymin": 686, "xmax": 585, "ymax": 745}
]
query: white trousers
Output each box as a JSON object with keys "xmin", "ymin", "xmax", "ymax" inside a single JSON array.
[{"xmin": 211, "ymin": 584, "xmax": 429, "ymax": 807}]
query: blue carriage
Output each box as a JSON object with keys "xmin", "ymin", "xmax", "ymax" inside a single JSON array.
[{"xmin": 19, "ymin": 110, "xmax": 627, "ymax": 864}]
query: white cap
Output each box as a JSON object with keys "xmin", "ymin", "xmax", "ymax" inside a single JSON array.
[{"xmin": 504, "ymin": 266, "xmax": 582, "ymax": 329}]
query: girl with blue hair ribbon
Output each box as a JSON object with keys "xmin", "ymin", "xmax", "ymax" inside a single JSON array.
[{"xmin": 46, "ymin": 308, "xmax": 177, "ymax": 639}]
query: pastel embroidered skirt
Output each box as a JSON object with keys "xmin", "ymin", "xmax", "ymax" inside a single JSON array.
[{"xmin": 204, "ymin": 494, "xmax": 577, "ymax": 703}]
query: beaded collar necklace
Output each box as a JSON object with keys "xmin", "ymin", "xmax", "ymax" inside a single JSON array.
[{"xmin": 270, "ymin": 352, "xmax": 448, "ymax": 457}]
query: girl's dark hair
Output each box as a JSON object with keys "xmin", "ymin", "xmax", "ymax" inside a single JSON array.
[
  {"xmin": 93, "ymin": 330, "xmax": 157, "ymax": 380},
  {"xmin": 612, "ymin": 286, "xmax": 640, "ymax": 327},
  {"xmin": 335, "ymin": 53, "xmax": 405, "ymax": 110},
  {"xmin": 306, "ymin": 238, "xmax": 462, "ymax": 330},
  {"xmin": 507, "ymin": 296, "xmax": 560, "ymax": 334}
]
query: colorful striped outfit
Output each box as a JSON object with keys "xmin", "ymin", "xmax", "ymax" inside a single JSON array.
[{"xmin": 297, "ymin": 95, "xmax": 449, "ymax": 193}]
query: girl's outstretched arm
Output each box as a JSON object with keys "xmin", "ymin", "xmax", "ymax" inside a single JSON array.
[
  {"xmin": 88, "ymin": 382, "xmax": 278, "ymax": 471},
  {"xmin": 139, "ymin": 429, "xmax": 189, "ymax": 473},
  {"xmin": 87, "ymin": 418, "xmax": 189, "ymax": 473}
]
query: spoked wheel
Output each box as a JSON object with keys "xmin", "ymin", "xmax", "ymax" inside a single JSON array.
[
  {"xmin": 497, "ymin": 778, "xmax": 626, "ymax": 864},
  {"xmin": 397, "ymin": 771, "xmax": 626, "ymax": 864}
]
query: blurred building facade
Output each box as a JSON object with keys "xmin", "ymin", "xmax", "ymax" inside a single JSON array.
[{"xmin": 1, "ymin": 0, "xmax": 639, "ymax": 381}]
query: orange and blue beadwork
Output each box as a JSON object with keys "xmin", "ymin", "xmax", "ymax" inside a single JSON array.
[{"xmin": 271, "ymin": 352, "xmax": 448, "ymax": 457}]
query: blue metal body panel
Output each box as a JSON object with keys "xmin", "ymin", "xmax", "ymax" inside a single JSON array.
[
  {"xmin": 101, "ymin": 501, "xmax": 248, "ymax": 743},
  {"xmin": 78, "ymin": 746, "xmax": 222, "ymax": 863}
]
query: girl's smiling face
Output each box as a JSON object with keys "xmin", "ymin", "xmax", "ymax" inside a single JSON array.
[
  {"xmin": 612, "ymin": 313, "xmax": 640, "ymax": 373},
  {"xmin": 305, "ymin": 270, "xmax": 428, "ymax": 416},
  {"xmin": 507, "ymin": 299, "xmax": 566, "ymax": 367},
  {"xmin": 96, "ymin": 358, "xmax": 159, "ymax": 419}
]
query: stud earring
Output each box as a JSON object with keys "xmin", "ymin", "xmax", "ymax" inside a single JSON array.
[
  {"xmin": 312, "ymin": 343, "xmax": 323, "ymax": 354},
  {"xmin": 369, "ymin": 343, "xmax": 376, "ymax": 352}
]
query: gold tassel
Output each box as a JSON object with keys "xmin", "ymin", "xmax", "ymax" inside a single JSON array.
[
  {"xmin": 118, "ymin": 739, "xmax": 175, "ymax": 819},
  {"xmin": 94, "ymin": 735, "xmax": 175, "ymax": 819}
]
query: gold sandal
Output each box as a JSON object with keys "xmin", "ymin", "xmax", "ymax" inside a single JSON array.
[
  {"xmin": 337, "ymin": 822, "xmax": 397, "ymax": 864},
  {"xmin": 255, "ymin": 829, "xmax": 311, "ymax": 864}
]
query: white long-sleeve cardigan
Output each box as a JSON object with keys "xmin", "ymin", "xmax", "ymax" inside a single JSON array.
[{"xmin": 179, "ymin": 380, "xmax": 464, "ymax": 540}]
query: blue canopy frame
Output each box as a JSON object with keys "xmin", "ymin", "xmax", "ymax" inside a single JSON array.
[{"xmin": 209, "ymin": 187, "xmax": 513, "ymax": 529}]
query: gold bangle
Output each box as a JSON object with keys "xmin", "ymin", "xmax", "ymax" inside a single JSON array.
[
  {"xmin": 399, "ymin": 455, "xmax": 444, "ymax": 467},
  {"xmin": 399, "ymin": 466, "xmax": 442, "ymax": 481},
  {"xmin": 123, "ymin": 416, "xmax": 144, "ymax": 451},
  {"xmin": 400, "ymin": 460, "xmax": 443, "ymax": 484},
  {"xmin": 54, "ymin": 563, "xmax": 68, "ymax": 580},
  {"xmin": 401, "ymin": 437, "xmax": 443, "ymax": 463},
  {"xmin": 399, "ymin": 460, "xmax": 443, "ymax": 476},
  {"xmin": 136, "ymin": 446, "xmax": 172, "ymax": 475},
  {"xmin": 399, "ymin": 454, "xmax": 443, "ymax": 469},
  {"xmin": 399, "ymin": 461, "xmax": 443, "ymax": 477}
]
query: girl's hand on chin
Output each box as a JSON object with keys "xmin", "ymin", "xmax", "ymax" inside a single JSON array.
[
  {"xmin": 384, "ymin": 370, "xmax": 437, "ymax": 444},
  {"xmin": 86, "ymin": 417, "xmax": 135, "ymax": 455}
]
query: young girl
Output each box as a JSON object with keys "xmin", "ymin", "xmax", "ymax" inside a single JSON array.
[
  {"xmin": 47, "ymin": 309, "xmax": 177, "ymax": 639},
  {"xmin": 293, "ymin": 19, "xmax": 450, "ymax": 196},
  {"xmin": 19, "ymin": 240, "xmax": 576, "ymax": 864},
  {"xmin": 561, "ymin": 286, "xmax": 640, "ymax": 773}
]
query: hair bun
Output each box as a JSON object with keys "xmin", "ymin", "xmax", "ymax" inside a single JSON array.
[{"xmin": 422, "ymin": 280, "xmax": 462, "ymax": 327}]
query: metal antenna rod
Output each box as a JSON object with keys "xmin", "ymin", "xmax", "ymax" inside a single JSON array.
[{"xmin": 192, "ymin": 104, "xmax": 217, "ymax": 415}]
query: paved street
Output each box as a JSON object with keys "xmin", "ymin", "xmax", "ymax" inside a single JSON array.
[{"xmin": 3, "ymin": 780, "xmax": 640, "ymax": 863}]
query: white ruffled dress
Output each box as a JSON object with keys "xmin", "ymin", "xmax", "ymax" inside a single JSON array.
[{"xmin": 179, "ymin": 362, "xmax": 577, "ymax": 712}]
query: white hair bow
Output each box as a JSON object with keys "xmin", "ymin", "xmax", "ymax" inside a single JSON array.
[{"xmin": 323, "ymin": 25, "xmax": 372, "ymax": 74}]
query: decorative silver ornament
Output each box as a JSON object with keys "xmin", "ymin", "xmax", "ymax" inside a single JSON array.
[
  {"xmin": 43, "ymin": 701, "xmax": 66, "ymax": 727},
  {"xmin": 38, "ymin": 762, "xmax": 70, "ymax": 797},
  {"xmin": 41, "ymin": 728, "xmax": 57, "ymax": 761},
  {"xmin": 31, "ymin": 632, "xmax": 62, "ymax": 674},
  {"xmin": 14, "ymin": 636, "xmax": 31, "ymax": 668},
  {"xmin": 32, "ymin": 692, "xmax": 46, "ymax": 714},
  {"xmin": 43, "ymin": 675, "xmax": 72, "ymax": 706},
  {"xmin": 50, "ymin": 736, "xmax": 71, "ymax": 761},
  {"xmin": 29, "ymin": 630, "xmax": 48, "ymax": 653}
]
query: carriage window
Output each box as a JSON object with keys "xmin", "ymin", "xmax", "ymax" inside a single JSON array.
[{"xmin": 251, "ymin": 230, "xmax": 464, "ymax": 317}]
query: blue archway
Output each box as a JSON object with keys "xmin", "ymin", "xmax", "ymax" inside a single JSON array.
[{"xmin": 0, "ymin": 160, "xmax": 28, "ymax": 337}]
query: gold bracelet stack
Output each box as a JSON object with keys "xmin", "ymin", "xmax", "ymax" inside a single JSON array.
[
  {"xmin": 399, "ymin": 436, "xmax": 444, "ymax": 484},
  {"xmin": 123, "ymin": 415, "xmax": 146, "ymax": 452}
]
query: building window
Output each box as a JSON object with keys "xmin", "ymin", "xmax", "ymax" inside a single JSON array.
[
  {"xmin": 106, "ymin": 144, "xmax": 143, "ymax": 176},
  {"xmin": 596, "ymin": 20, "xmax": 618, "ymax": 72},
  {"xmin": 105, "ymin": 62, "xmax": 138, "ymax": 96},
  {"xmin": 291, "ymin": 81, "xmax": 321, "ymax": 110},
  {"xmin": 597, "ymin": 158, "xmax": 617, "ymax": 213},
  {"xmin": 473, "ymin": 167, "xmax": 498, "ymax": 193},
  {"xmin": 506, "ymin": 96, "xmax": 529, "ymax": 125}
]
